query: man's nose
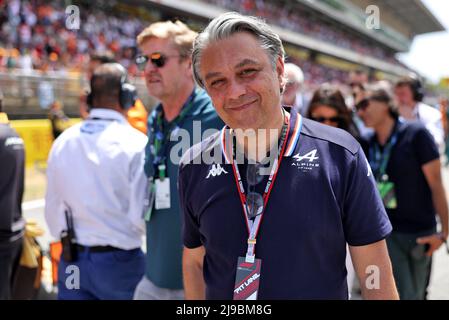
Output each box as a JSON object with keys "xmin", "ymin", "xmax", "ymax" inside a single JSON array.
[{"xmin": 226, "ymin": 79, "xmax": 246, "ymax": 101}]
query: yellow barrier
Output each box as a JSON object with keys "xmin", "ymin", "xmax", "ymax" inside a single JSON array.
[{"xmin": 10, "ymin": 119, "xmax": 80, "ymax": 168}]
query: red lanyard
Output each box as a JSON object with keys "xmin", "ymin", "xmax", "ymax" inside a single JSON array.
[{"xmin": 226, "ymin": 114, "xmax": 290, "ymax": 262}]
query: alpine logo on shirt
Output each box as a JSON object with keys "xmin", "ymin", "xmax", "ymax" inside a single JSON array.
[
  {"xmin": 206, "ymin": 163, "xmax": 229, "ymax": 179},
  {"xmin": 292, "ymin": 149, "xmax": 320, "ymax": 171}
]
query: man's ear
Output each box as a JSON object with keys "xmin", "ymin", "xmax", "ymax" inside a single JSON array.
[{"xmin": 276, "ymin": 56, "xmax": 285, "ymax": 92}]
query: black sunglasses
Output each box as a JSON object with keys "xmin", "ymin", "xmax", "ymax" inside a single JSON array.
[
  {"xmin": 246, "ymin": 163, "xmax": 265, "ymax": 220},
  {"xmin": 311, "ymin": 116, "xmax": 343, "ymax": 124},
  {"xmin": 135, "ymin": 52, "xmax": 180, "ymax": 70},
  {"xmin": 355, "ymin": 98, "xmax": 370, "ymax": 112}
]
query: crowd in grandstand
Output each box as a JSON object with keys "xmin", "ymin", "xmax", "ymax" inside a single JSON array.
[
  {"xmin": 1, "ymin": 0, "xmax": 389, "ymax": 88},
  {"xmin": 0, "ymin": 0, "xmax": 144, "ymax": 75},
  {"xmin": 204, "ymin": 0, "xmax": 397, "ymax": 63}
]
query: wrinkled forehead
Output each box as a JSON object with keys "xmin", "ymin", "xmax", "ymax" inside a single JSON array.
[{"xmin": 200, "ymin": 33, "xmax": 268, "ymax": 68}]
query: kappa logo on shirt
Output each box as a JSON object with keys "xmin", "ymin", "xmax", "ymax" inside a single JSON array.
[
  {"xmin": 206, "ymin": 164, "xmax": 229, "ymax": 179},
  {"xmin": 292, "ymin": 149, "xmax": 320, "ymax": 171}
]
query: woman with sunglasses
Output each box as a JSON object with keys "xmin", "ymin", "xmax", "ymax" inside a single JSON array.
[{"xmin": 307, "ymin": 84, "xmax": 361, "ymax": 140}]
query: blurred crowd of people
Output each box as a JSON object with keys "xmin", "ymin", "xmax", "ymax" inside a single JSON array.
[
  {"xmin": 1, "ymin": 0, "xmax": 382, "ymax": 87},
  {"xmin": 204, "ymin": 0, "xmax": 398, "ymax": 63},
  {"xmin": 0, "ymin": 0, "xmax": 144, "ymax": 75}
]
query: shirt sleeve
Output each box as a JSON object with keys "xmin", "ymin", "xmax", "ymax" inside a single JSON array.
[
  {"xmin": 44, "ymin": 145, "xmax": 66, "ymax": 238},
  {"xmin": 178, "ymin": 165, "xmax": 203, "ymax": 249},
  {"xmin": 127, "ymin": 150, "xmax": 146, "ymax": 234},
  {"xmin": 343, "ymin": 146, "xmax": 393, "ymax": 246},
  {"xmin": 412, "ymin": 124, "xmax": 440, "ymax": 166}
]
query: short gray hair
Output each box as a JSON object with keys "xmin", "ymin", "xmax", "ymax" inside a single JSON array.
[
  {"xmin": 284, "ymin": 63, "xmax": 304, "ymax": 85},
  {"xmin": 192, "ymin": 12, "xmax": 285, "ymax": 88}
]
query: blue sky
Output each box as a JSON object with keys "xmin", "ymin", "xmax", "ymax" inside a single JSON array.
[{"xmin": 398, "ymin": 0, "xmax": 449, "ymax": 83}]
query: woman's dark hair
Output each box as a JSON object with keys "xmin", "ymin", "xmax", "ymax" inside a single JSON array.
[{"xmin": 307, "ymin": 84, "xmax": 360, "ymax": 138}]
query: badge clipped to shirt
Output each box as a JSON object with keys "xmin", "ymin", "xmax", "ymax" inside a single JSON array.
[
  {"xmin": 377, "ymin": 174, "xmax": 397, "ymax": 209},
  {"xmin": 233, "ymin": 256, "xmax": 262, "ymax": 300},
  {"xmin": 155, "ymin": 164, "xmax": 170, "ymax": 210}
]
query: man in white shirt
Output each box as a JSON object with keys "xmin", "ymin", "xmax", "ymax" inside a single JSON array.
[
  {"xmin": 45, "ymin": 63, "xmax": 148, "ymax": 300},
  {"xmin": 395, "ymin": 77, "xmax": 445, "ymax": 153}
]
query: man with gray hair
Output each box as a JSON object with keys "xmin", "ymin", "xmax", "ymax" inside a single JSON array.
[
  {"xmin": 179, "ymin": 12, "xmax": 399, "ymax": 300},
  {"xmin": 281, "ymin": 62, "xmax": 309, "ymax": 116}
]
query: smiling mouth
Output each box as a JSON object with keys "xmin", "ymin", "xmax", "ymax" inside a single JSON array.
[{"xmin": 227, "ymin": 100, "xmax": 257, "ymax": 111}]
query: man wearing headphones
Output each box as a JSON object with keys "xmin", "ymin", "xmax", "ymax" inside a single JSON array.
[
  {"xmin": 394, "ymin": 76, "xmax": 445, "ymax": 153},
  {"xmin": 45, "ymin": 63, "xmax": 148, "ymax": 299}
]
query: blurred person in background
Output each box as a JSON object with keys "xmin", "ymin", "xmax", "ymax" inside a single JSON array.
[
  {"xmin": 281, "ymin": 62, "xmax": 308, "ymax": 116},
  {"xmin": 48, "ymin": 101, "xmax": 70, "ymax": 140},
  {"xmin": 307, "ymin": 84, "xmax": 360, "ymax": 139},
  {"xmin": 80, "ymin": 52, "xmax": 148, "ymax": 134},
  {"xmin": 440, "ymin": 97, "xmax": 449, "ymax": 165},
  {"xmin": 307, "ymin": 83, "xmax": 361, "ymax": 298},
  {"xmin": 357, "ymin": 84, "xmax": 449, "ymax": 300},
  {"xmin": 0, "ymin": 89, "xmax": 25, "ymax": 300},
  {"xmin": 45, "ymin": 63, "xmax": 147, "ymax": 300},
  {"xmin": 394, "ymin": 76, "xmax": 445, "ymax": 153},
  {"xmin": 347, "ymin": 69, "xmax": 373, "ymax": 137}
]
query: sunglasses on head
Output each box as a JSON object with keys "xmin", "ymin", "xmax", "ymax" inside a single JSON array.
[
  {"xmin": 246, "ymin": 163, "xmax": 265, "ymax": 220},
  {"xmin": 355, "ymin": 98, "xmax": 369, "ymax": 111},
  {"xmin": 135, "ymin": 52, "xmax": 180, "ymax": 70},
  {"xmin": 310, "ymin": 116, "xmax": 342, "ymax": 124}
]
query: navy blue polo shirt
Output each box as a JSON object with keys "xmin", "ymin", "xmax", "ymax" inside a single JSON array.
[
  {"xmin": 362, "ymin": 120, "xmax": 440, "ymax": 234},
  {"xmin": 179, "ymin": 111, "xmax": 392, "ymax": 299}
]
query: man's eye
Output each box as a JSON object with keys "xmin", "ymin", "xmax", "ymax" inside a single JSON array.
[
  {"xmin": 211, "ymin": 79, "xmax": 224, "ymax": 87},
  {"xmin": 240, "ymin": 69, "xmax": 257, "ymax": 76}
]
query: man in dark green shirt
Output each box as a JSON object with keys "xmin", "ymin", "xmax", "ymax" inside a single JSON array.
[{"xmin": 133, "ymin": 20, "xmax": 224, "ymax": 299}]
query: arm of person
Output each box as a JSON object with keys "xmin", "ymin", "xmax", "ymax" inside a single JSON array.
[
  {"xmin": 183, "ymin": 245, "xmax": 206, "ymax": 300},
  {"xmin": 417, "ymin": 158, "xmax": 449, "ymax": 255},
  {"xmin": 44, "ymin": 148, "xmax": 65, "ymax": 238},
  {"xmin": 127, "ymin": 150, "xmax": 147, "ymax": 234},
  {"xmin": 350, "ymin": 240, "xmax": 399, "ymax": 300}
]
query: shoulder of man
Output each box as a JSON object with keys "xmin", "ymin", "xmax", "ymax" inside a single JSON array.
[
  {"xmin": 399, "ymin": 119, "xmax": 431, "ymax": 137},
  {"xmin": 0, "ymin": 123, "xmax": 24, "ymax": 150},
  {"xmin": 301, "ymin": 117, "xmax": 361, "ymax": 155},
  {"xmin": 190, "ymin": 89, "xmax": 225, "ymax": 128},
  {"xmin": 179, "ymin": 130, "xmax": 222, "ymax": 169},
  {"xmin": 418, "ymin": 102, "xmax": 442, "ymax": 121}
]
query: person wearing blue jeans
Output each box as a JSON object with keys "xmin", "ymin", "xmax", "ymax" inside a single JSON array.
[{"xmin": 57, "ymin": 247, "xmax": 144, "ymax": 300}]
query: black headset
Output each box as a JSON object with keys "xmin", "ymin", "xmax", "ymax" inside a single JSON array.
[
  {"xmin": 87, "ymin": 63, "xmax": 137, "ymax": 110},
  {"xmin": 408, "ymin": 75, "xmax": 425, "ymax": 102}
]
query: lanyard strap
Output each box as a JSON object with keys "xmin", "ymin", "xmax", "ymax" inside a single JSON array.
[
  {"xmin": 228, "ymin": 113, "xmax": 290, "ymax": 263},
  {"xmin": 370, "ymin": 129, "xmax": 398, "ymax": 180},
  {"xmin": 150, "ymin": 88, "xmax": 197, "ymax": 168}
]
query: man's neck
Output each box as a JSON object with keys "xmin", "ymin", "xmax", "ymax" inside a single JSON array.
[
  {"xmin": 161, "ymin": 82, "xmax": 195, "ymax": 122},
  {"xmin": 234, "ymin": 107, "xmax": 285, "ymax": 163},
  {"xmin": 399, "ymin": 101, "xmax": 418, "ymax": 120},
  {"xmin": 374, "ymin": 116, "xmax": 395, "ymax": 146}
]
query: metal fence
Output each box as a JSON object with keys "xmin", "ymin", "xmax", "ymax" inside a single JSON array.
[{"xmin": 0, "ymin": 70, "xmax": 156, "ymax": 119}]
